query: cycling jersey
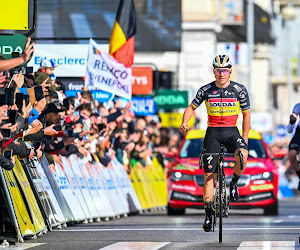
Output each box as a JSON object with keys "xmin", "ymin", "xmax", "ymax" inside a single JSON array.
[{"xmin": 191, "ymin": 81, "xmax": 250, "ymax": 127}]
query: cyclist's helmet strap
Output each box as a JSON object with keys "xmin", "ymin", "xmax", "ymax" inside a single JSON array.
[{"xmin": 213, "ymin": 55, "xmax": 232, "ymax": 68}]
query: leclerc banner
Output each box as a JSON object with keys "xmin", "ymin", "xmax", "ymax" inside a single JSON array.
[{"xmin": 85, "ymin": 39, "xmax": 132, "ymax": 100}]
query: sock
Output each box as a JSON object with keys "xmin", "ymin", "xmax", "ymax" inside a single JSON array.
[
  {"xmin": 296, "ymin": 170, "xmax": 300, "ymax": 179},
  {"xmin": 231, "ymin": 173, "xmax": 240, "ymax": 185}
]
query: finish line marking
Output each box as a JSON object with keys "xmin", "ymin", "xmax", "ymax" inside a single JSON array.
[
  {"xmin": 238, "ymin": 241, "xmax": 295, "ymax": 250},
  {"xmin": 59, "ymin": 227, "xmax": 300, "ymax": 232},
  {"xmin": 99, "ymin": 242, "xmax": 170, "ymax": 250}
]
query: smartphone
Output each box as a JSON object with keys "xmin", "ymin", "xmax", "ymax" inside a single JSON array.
[
  {"xmin": 24, "ymin": 95, "xmax": 30, "ymax": 106},
  {"xmin": 5, "ymin": 88, "xmax": 15, "ymax": 106},
  {"xmin": 3, "ymin": 150, "xmax": 12, "ymax": 159},
  {"xmin": 34, "ymin": 86, "xmax": 44, "ymax": 101},
  {"xmin": 16, "ymin": 93, "xmax": 24, "ymax": 111},
  {"xmin": 73, "ymin": 132, "xmax": 80, "ymax": 139},
  {"xmin": 65, "ymin": 145, "xmax": 70, "ymax": 151},
  {"xmin": 77, "ymin": 116, "xmax": 84, "ymax": 124},
  {"xmin": 66, "ymin": 130, "xmax": 73, "ymax": 137},
  {"xmin": 0, "ymin": 128, "xmax": 12, "ymax": 140},
  {"xmin": 75, "ymin": 111, "xmax": 79, "ymax": 117},
  {"xmin": 25, "ymin": 66, "xmax": 33, "ymax": 75},
  {"xmin": 34, "ymin": 141, "xmax": 42, "ymax": 150},
  {"xmin": 53, "ymin": 125, "xmax": 62, "ymax": 131},
  {"xmin": 8, "ymin": 110, "xmax": 17, "ymax": 124},
  {"xmin": 63, "ymin": 99, "xmax": 69, "ymax": 110}
]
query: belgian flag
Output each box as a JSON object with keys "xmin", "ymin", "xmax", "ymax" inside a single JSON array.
[{"xmin": 109, "ymin": 0, "xmax": 136, "ymax": 68}]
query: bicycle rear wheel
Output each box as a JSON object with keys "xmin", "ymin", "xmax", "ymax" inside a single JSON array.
[{"xmin": 218, "ymin": 170, "xmax": 223, "ymax": 243}]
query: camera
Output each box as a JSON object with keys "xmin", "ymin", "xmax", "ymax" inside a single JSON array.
[{"xmin": 0, "ymin": 128, "xmax": 12, "ymax": 140}]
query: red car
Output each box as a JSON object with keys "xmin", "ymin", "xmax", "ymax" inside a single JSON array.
[{"xmin": 167, "ymin": 129, "xmax": 279, "ymax": 215}]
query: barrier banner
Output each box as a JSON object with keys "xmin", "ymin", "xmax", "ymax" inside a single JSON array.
[
  {"xmin": 78, "ymin": 157, "xmax": 114, "ymax": 218},
  {"xmin": 40, "ymin": 156, "xmax": 74, "ymax": 223},
  {"xmin": 22, "ymin": 158, "xmax": 61, "ymax": 229},
  {"xmin": 33, "ymin": 158, "xmax": 66, "ymax": 227},
  {"xmin": 111, "ymin": 157, "xmax": 141, "ymax": 213},
  {"xmin": 67, "ymin": 155, "xmax": 99, "ymax": 220},
  {"xmin": 51, "ymin": 161, "xmax": 87, "ymax": 222},
  {"xmin": 0, "ymin": 168, "xmax": 35, "ymax": 242},
  {"xmin": 88, "ymin": 161, "xmax": 115, "ymax": 218},
  {"xmin": 13, "ymin": 158, "xmax": 47, "ymax": 234},
  {"xmin": 95, "ymin": 159, "xmax": 125, "ymax": 216},
  {"xmin": 58, "ymin": 157, "xmax": 93, "ymax": 221}
]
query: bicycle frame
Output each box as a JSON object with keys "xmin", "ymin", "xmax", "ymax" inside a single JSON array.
[{"xmin": 199, "ymin": 145, "xmax": 244, "ymax": 243}]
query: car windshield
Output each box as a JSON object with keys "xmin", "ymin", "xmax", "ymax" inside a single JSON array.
[{"xmin": 179, "ymin": 138, "xmax": 267, "ymax": 159}]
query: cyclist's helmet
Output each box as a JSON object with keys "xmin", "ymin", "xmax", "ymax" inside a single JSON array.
[{"xmin": 212, "ymin": 55, "xmax": 232, "ymax": 68}]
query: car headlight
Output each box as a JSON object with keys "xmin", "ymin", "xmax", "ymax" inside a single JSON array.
[
  {"xmin": 250, "ymin": 172, "xmax": 273, "ymax": 182},
  {"xmin": 171, "ymin": 172, "xmax": 194, "ymax": 182}
]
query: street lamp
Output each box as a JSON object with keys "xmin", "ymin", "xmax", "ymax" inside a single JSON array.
[{"xmin": 282, "ymin": 4, "xmax": 297, "ymax": 113}]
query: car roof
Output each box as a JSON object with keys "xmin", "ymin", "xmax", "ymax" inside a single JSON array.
[{"xmin": 186, "ymin": 129, "xmax": 262, "ymax": 140}]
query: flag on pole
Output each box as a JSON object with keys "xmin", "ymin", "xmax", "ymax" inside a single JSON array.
[{"xmin": 109, "ymin": 0, "xmax": 136, "ymax": 68}]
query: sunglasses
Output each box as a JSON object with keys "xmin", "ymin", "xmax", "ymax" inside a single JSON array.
[{"xmin": 214, "ymin": 68, "xmax": 231, "ymax": 75}]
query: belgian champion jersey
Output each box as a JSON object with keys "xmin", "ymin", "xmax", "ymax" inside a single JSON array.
[{"xmin": 191, "ymin": 81, "xmax": 250, "ymax": 127}]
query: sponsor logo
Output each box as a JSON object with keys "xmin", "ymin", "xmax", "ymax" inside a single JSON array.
[
  {"xmin": 212, "ymin": 90, "xmax": 217, "ymax": 94},
  {"xmin": 203, "ymin": 84, "xmax": 212, "ymax": 91},
  {"xmin": 233, "ymin": 84, "xmax": 242, "ymax": 92},
  {"xmin": 239, "ymin": 91, "xmax": 246, "ymax": 99},
  {"xmin": 250, "ymin": 184, "xmax": 274, "ymax": 191},
  {"xmin": 208, "ymin": 94, "xmax": 220, "ymax": 97},
  {"xmin": 240, "ymin": 102, "xmax": 248, "ymax": 107},
  {"xmin": 197, "ymin": 89, "xmax": 204, "ymax": 98},
  {"xmin": 208, "ymin": 165, "xmax": 213, "ymax": 169},
  {"xmin": 224, "ymin": 90, "xmax": 231, "ymax": 96},
  {"xmin": 237, "ymin": 138, "xmax": 242, "ymax": 144},
  {"xmin": 209, "ymin": 102, "xmax": 237, "ymax": 107},
  {"xmin": 207, "ymin": 155, "xmax": 213, "ymax": 164}
]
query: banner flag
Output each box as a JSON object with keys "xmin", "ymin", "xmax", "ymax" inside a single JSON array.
[
  {"xmin": 85, "ymin": 39, "xmax": 132, "ymax": 100},
  {"xmin": 109, "ymin": 0, "xmax": 136, "ymax": 67}
]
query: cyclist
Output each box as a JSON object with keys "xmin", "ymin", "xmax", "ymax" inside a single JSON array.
[
  {"xmin": 287, "ymin": 103, "xmax": 300, "ymax": 191},
  {"xmin": 179, "ymin": 55, "xmax": 250, "ymax": 232}
]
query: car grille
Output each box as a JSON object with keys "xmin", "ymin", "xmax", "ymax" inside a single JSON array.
[
  {"xmin": 194, "ymin": 174, "xmax": 250, "ymax": 187},
  {"xmin": 226, "ymin": 175, "xmax": 250, "ymax": 187},
  {"xmin": 194, "ymin": 175, "xmax": 205, "ymax": 187}
]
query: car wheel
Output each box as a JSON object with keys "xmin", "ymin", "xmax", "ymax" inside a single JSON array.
[
  {"xmin": 263, "ymin": 199, "xmax": 278, "ymax": 216},
  {"xmin": 167, "ymin": 205, "xmax": 185, "ymax": 215}
]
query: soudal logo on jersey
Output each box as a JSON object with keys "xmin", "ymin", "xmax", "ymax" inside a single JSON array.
[{"xmin": 208, "ymin": 98, "xmax": 237, "ymax": 107}]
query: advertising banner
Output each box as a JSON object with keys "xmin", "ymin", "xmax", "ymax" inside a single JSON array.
[
  {"xmin": 34, "ymin": 158, "xmax": 66, "ymax": 226},
  {"xmin": 22, "ymin": 158, "xmax": 60, "ymax": 229},
  {"xmin": 132, "ymin": 67, "xmax": 153, "ymax": 95},
  {"xmin": 159, "ymin": 112, "xmax": 195, "ymax": 128},
  {"xmin": 27, "ymin": 44, "xmax": 108, "ymax": 77},
  {"xmin": 13, "ymin": 158, "xmax": 46, "ymax": 234},
  {"xmin": 40, "ymin": 156, "xmax": 74, "ymax": 223},
  {"xmin": 60, "ymin": 157, "xmax": 93, "ymax": 220},
  {"xmin": 85, "ymin": 39, "xmax": 132, "ymax": 100},
  {"xmin": 1, "ymin": 168, "xmax": 36, "ymax": 238},
  {"xmin": 154, "ymin": 90, "xmax": 188, "ymax": 110},
  {"xmin": 131, "ymin": 97, "xmax": 157, "ymax": 116},
  {"xmin": 68, "ymin": 155, "xmax": 99, "ymax": 219}
]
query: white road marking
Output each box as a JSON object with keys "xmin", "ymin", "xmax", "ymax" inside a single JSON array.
[
  {"xmin": 99, "ymin": 242, "xmax": 170, "ymax": 250},
  {"xmin": 59, "ymin": 227, "xmax": 300, "ymax": 232},
  {"xmin": 288, "ymin": 215, "xmax": 300, "ymax": 219},
  {"xmin": 237, "ymin": 241, "xmax": 295, "ymax": 250},
  {"xmin": 273, "ymin": 220, "xmax": 282, "ymax": 223},
  {"xmin": 3, "ymin": 243, "xmax": 45, "ymax": 249}
]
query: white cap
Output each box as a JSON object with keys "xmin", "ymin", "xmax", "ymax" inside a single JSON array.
[{"xmin": 40, "ymin": 59, "xmax": 56, "ymax": 68}]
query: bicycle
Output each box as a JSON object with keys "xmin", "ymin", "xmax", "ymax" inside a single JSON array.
[{"xmin": 199, "ymin": 144, "xmax": 244, "ymax": 243}]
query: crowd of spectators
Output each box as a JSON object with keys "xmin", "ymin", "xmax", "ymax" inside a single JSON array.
[{"xmin": 0, "ymin": 38, "xmax": 182, "ymax": 173}]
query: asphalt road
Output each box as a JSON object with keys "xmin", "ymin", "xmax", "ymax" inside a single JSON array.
[{"xmin": 5, "ymin": 195, "xmax": 300, "ymax": 250}]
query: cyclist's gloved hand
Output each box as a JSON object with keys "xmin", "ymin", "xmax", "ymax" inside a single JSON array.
[{"xmin": 290, "ymin": 114, "xmax": 297, "ymax": 124}]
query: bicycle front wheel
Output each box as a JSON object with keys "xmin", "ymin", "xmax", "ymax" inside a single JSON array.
[{"xmin": 218, "ymin": 171, "xmax": 223, "ymax": 243}]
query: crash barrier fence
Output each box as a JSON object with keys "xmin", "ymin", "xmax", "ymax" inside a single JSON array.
[{"xmin": 0, "ymin": 144, "xmax": 168, "ymax": 243}]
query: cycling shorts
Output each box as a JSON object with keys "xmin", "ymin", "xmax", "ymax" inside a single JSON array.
[
  {"xmin": 289, "ymin": 126, "xmax": 300, "ymax": 152},
  {"xmin": 203, "ymin": 127, "xmax": 248, "ymax": 173}
]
